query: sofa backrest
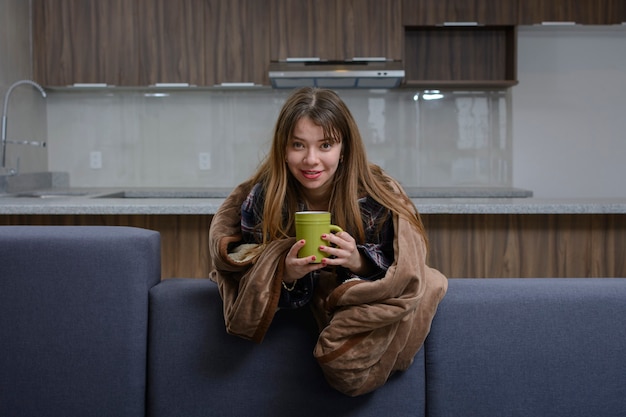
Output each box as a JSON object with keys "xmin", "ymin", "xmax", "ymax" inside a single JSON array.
[
  {"xmin": 424, "ymin": 278, "xmax": 626, "ymax": 417},
  {"xmin": 0, "ymin": 226, "xmax": 161, "ymax": 417},
  {"xmin": 147, "ymin": 278, "xmax": 427, "ymax": 417}
]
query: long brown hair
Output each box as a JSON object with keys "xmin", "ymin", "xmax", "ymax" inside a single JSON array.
[{"xmin": 250, "ymin": 87, "xmax": 427, "ymax": 247}]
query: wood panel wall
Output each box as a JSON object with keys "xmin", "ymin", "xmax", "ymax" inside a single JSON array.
[
  {"xmin": 422, "ymin": 214, "xmax": 626, "ymax": 278},
  {"xmin": 1, "ymin": 213, "xmax": 624, "ymax": 279}
]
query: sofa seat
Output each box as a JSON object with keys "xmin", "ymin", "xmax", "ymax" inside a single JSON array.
[
  {"xmin": 147, "ymin": 278, "xmax": 427, "ymax": 417},
  {"xmin": 424, "ymin": 278, "xmax": 626, "ymax": 417}
]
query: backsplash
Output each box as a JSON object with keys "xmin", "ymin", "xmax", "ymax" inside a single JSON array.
[{"xmin": 46, "ymin": 88, "xmax": 512, "ymax": 188}]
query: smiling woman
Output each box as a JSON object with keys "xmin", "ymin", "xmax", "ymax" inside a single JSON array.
[{"xmin": 208, "ymin": 86, "xmax": 448, "ymax": 396}]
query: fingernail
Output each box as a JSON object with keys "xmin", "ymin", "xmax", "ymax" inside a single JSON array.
[
  {"xmin": 321, "ymin": 234, "xmax": 327, "ymax": 239},
  {"xmin": 311, "ymin": 256, "xmax": 316, "ymax": 261},
  {"xmin": 300, "ymin": 240, "xmax": 305, "ymax": 244}
]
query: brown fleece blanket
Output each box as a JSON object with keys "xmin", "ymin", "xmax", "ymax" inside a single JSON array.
[{"xmin": 209, "ymin": 180, "xmax": 448, "ymax": 396}]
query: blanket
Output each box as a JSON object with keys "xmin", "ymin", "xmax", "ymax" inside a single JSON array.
[{"xmin": 209, "ymin": 180, "xmax": 448, "ymax": 396}]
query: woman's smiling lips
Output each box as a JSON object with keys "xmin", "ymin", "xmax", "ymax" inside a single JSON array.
[{"xmin": 301, "ymin": 170, "xmax": 322, "ymax": 180}]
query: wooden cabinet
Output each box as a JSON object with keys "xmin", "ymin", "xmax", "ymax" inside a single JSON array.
[
  {"xmin": 136, "ymin": 0, "xmax": 206, "ymax": 85},
  {"xmin": 401, "ymin": 0, "xmax": 518, "ymax": 88},
  {"xmin": 32, "ymin": 0, "xmax": 270, "ymax": 87},
  {"xmin": 270, "ymin": 0, "xmax": 402, "ymax": 61},
  {"xmin": 204, "ymin": 0, "xmax": 271, "ymax": 85},
  {"xmin": 33, "ymin": 0, "xmax": 141, "ymax": 86},
  {"xmin": 422, "ymin": 213, "xmax": 626, "ymax": 278},
  {"xmin": 518, "ymin": 0, "xmax": 625, "ymax": 25},
  {"xmin": 403, "ymin": 26, "xmax": 517, "ymax": 88},
  {"xmin": 336, "ymin": 0, "xmax": 403, "ymax": 60},
  {"xmin": 403, "ymin": 0, "xmax": 518, "ymax": 26},
  {"xmin": 137, "ymin": 0, "xmax": 270, "ymax": 86},
  {"xmin": 1, "ymin": 213, "xmax": 624, "ymax": 279}
]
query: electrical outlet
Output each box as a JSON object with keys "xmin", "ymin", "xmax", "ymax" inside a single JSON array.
[
  {"xmin": 198, "ymin": 152, "xmax": 211, "ymax": 170},
  {"xmin": 90, "ymin": 151, "xmax": 102, "ymax": 169}
]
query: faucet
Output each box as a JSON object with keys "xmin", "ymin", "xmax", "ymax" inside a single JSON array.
[{"xmin": 1, "ymin": 80, "xmax": 47, "ymax": 175}]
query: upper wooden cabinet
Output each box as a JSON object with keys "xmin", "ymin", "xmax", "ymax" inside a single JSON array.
[
  {"xmin": 403, "ymin": 26, "xmax": 517, "ymax": 88},
  {"xmin": 402, "ymin": 0, "xmax": 518, "ymax": 26},
  {"xmin": 401, "ymin": 0, "xmax": 518, "ymax": 87},
  {"xmin": 33, "ymin": 0, "xmax": 141, "ymax": 86},
  {"xmin": 136, "ymin": 0, "xmax": 206, "ymax": 85},
  {"xmin": 518, "ymin": 0, "xmax": 625, "ymax": 25},
  {"xmin": 270, "ymin": 0, "xmax": 402, "ymax": 61},
  {"xmin": 32, "ymin": 0, "xmax": 270, "ymax": 87},
  {"xmin": 204, "ymin": 0, "xmax": 271, "ymax": 85}
]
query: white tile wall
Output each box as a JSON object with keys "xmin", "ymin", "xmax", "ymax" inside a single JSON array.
[{"xmin": 46, "ymin": 88, "xmax": 512, "ymax": 188}]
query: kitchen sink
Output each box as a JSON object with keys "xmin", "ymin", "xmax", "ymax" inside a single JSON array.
[{"xmin": 6, "ymin": 191, "xmax": 90, "ymax": 198}]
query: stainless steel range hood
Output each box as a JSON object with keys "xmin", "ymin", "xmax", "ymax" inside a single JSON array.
[{"xmin": 268, "ymin": 58, "xmax": 405, "ymax": 89}]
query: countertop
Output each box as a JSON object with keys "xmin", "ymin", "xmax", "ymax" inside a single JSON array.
[{"xmin": 1, "ymin": 187, "xmax": 625, "ymax": 215}]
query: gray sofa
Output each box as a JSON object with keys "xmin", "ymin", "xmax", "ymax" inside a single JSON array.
[{"xmin": 2, "ymin": 226, "xmax": 625, "ymax": 417}]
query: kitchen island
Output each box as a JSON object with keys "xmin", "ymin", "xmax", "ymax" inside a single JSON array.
[{"xmin": 1, "ymin": 188, "xmax": 625, "ymax": 279}]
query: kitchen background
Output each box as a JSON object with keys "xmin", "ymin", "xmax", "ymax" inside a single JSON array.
[{"xmin": 1, "ymin": 0, "xmax": 625, "ymax": 198}]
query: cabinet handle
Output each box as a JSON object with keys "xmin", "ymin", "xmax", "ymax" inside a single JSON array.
[
  {"xmin": 285, "ymin": 57, "xmax": 320, "ymax": 62},
  {"xmin": 442, "ymin": 21, "xmax": 479, "ymax": 27},
  {"xmin": 218, "ymin": 82, "xmax": 256, "ymax": 87},
  {"xmin": 153, "ymin": 83, "xmax": 190, "ymax": 87},
  {"xmin": 72, "ymin": 83, "xmax": 108, "ymax": 88},
  {"xmin": 540, "ymin": 21, "xmax": 576, "ymax": 26},
  {"xmin": 351, "ymin": 57, "xmax": 388, "ymax": 62}
]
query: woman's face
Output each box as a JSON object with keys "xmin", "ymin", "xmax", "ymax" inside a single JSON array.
[{"xmin": 285, "ymin": 116, "xmax": 342, "ymax": 199}]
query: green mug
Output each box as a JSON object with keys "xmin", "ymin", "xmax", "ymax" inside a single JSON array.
[{"xmin": 295, "ymin": 211, "xmax": 343, "ymax": 263}]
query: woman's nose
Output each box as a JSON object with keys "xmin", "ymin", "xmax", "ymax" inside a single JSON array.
[{"xmin": 303, "ymin": 149, "xmax": 319, "ymax": 164}]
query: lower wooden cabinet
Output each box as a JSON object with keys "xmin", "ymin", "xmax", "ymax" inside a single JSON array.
[
  {"xmin": 422, "ymin": 213, "xmax": 626, "ymax": 278},
  {"xmin": 1, "ymin": 213, "xmax": 624, "ymax": 279}
]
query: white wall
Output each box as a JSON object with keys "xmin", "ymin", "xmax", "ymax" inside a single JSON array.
[{"xmin": 513, "ymin": 25, "xmax": 626, "ymax": 198}]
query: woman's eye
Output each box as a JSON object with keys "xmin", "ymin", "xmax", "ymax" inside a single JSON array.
[
  {"xmin": 321, "ymin": 142, "xmax": 332, "ymax": 150},
  {"xmin": 292, "ymin": 142, "xmax": 304, "ymax": 149}
]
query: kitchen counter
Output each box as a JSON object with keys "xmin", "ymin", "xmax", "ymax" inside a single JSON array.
[
  {"xmin": 2, "ymin": 187, "xmax": 624, "ymax": 280},
  {"xmin": 0, "ymin": 187, "xmax": 625, "ymax": 215}
]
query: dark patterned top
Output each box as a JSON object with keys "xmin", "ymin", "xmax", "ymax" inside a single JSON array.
[{"xmin": 241, "ymin": 182, "xmax": 394, "ymax": 309}]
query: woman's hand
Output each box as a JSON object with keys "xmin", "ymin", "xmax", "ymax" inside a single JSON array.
[
  {"xmin": 319, "ymin": 231, "xmax": 374, "ymax": 276},
  {"xmin": 283, "ymin": 239, "xmax": 325, "ymax": 284}
]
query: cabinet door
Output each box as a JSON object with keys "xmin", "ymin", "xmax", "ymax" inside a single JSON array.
[
  {"xmin": 518, "ymin": 0, "xmax": 625, "ymax": 24},
  {"xmin": 404, "ymin": 26, "xmax": 517, "ymax": 87},
  {"xmin": 205, "ymin": 0, "xmax": 271, "ymax": 85},
  {"xmin": 337, "ymin": 0, "xmax": 403, "ymax": 60},
  {"xmin": 136, "ymin": 0, "xmax": 206, "ymax": 85},
  {"xmin": 403, "ymin": 0, "xmax": 518, "ymax": 26},
  {"xmin": 33, "ymin": 0, "xmax": 140, "ymax": 86},
  {"xmin": 270, "ymin": 0, "xmax": 337, "ymax": 60}
]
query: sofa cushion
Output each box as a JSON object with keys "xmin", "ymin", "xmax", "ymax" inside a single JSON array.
[
  {"xmin": 147, "ymin": 278, "xmax": 426, "ymax": 417},
  {"xmin": 424, "ymin": 278, "xmax": 626, "ymax": 417},
  {"xmin": 0, "ymin": 226, "xmax": 161, "ymax": 417}
]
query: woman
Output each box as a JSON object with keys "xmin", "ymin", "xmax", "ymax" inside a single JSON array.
[{"xmin": 209, "ymin": 87, "xmax": 447, "ymax": 396}]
